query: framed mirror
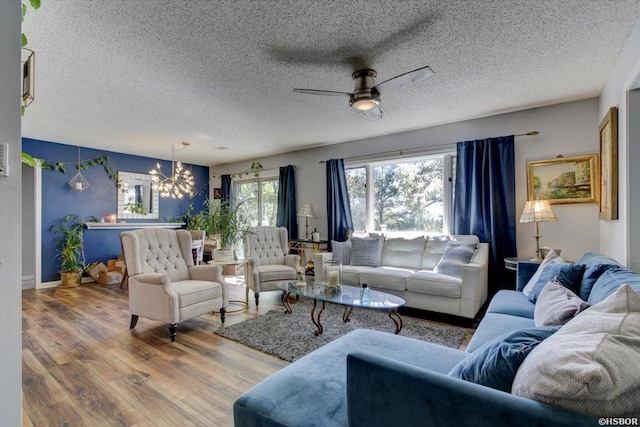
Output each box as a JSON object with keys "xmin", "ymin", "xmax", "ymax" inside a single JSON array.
[{"xmin": 117, "ymin": 171, "xmax": 159, "ymax": 219}]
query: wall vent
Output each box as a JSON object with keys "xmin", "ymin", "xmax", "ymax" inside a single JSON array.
[{"xmin": 0, "ymin": 143, "xmax": 8, "ymax": 177}]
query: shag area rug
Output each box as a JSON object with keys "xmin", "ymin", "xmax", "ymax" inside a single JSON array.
[{"xmin": 215, "ymin": 297, "xmax": 468, "ymax": 362}]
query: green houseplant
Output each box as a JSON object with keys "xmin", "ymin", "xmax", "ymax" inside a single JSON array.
[
  {"xmin": 185, "ymin": 199, "xmax": 251, "ymax": 261},
  {"xmin": 49, "ymin": 214, "xmax": 95, "ymax": 287}
]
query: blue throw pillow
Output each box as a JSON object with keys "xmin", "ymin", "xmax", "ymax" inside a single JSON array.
[
  {"xmin": 576, "ymin": 252, "xmax": 621, "ymax": 267},
  {"xmin": 588, "ymin": 267, "xmax": 640, "ymax": 305},
  {"xmin": 433, "ymin": 241, "xmax": 477, "ymax": 278},
  {"xmin": 448, "ymin": 326, "xmax": 560, "ymax": 392},
  {"xmin": 575, "ymin": 252, "xmax": 620, "ymax": 301},
  {"xmin": 578, "ymin": 263, "xmax": 616, "ymax": 301},
  {"xmin": 527, "ymin": 263, "xmax": 586, "ymax": 304}
]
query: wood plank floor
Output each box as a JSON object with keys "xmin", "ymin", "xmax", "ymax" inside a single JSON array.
[{"xmin": 22, "ymin": 279, "xmax": 474, "ymax": 426}]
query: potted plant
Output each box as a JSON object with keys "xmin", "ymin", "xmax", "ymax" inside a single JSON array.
[
  {"xmin": 185, "ymin": 199, "xmax": 251, "ymax": 262},
  {"xmin": 49, "ymin": 214, "xmax": 95, "ymax": 287}
]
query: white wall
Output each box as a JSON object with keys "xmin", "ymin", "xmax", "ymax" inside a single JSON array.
[
  {"xmin": 0, "ymin": 0, "xmax": 23, "ymax": 424},
  {"xmin": 629, "ymin": 89, "xmax": 640, "ymax": 272},
  {"xmin": 598, "ymin": 15, "xmax": 640, "ymax": 266},
  {"xmin": 215, "ymin": 98, "xmax": 601, "ymax": 263}
]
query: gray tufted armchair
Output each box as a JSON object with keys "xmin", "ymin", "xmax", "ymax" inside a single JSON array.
[
  {"xmin": 243, "ymin": 226, "xmax": 301, "ymax": 306},
  {"xmin": 120, "ymin": 228, "xmax": 228, "ymax": 341}
]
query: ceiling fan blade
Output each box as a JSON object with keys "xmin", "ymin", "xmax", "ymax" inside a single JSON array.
[
  {"xmin": 373, "ymin": 66, "xmax": 434, "ymax": 95},
  {"xmin": 361, "ymin": 106, "xmax": 384, "ymax": 121},
  {"xmin": 293, "ymin": 88, "xmax": 352, "ymax": 97}
]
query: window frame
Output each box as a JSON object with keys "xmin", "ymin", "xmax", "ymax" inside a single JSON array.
[
  {"xmin": 233, "ymin": 173, "xmax": 279, "ymax": 227},
  {"xmin": 345, "ymin": 151, "xmax": 455, "ymax": 236}
]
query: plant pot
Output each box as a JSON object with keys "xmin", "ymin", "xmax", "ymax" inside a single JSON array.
[
  {"xmin": 59, "ymin": 271, "xmax": 82, "ymax": 288},
  {"xmin": 213, "ymin": 248, "xmax": 234, "ymax": 262}
]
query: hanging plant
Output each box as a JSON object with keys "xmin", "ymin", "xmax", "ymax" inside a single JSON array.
[{"xmin": 33, "ymin": 154, "xmax": 122, "ymax": 187}]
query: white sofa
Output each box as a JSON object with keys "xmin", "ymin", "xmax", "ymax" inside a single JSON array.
[{"xmin": 313, "ymin": 235, "xmax": 489, "ymax": 319}]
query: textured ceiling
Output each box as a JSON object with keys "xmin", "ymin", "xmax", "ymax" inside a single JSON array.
[{"xmin": 21, "ymin": 0, "xmax": 640, "ymax": 166}]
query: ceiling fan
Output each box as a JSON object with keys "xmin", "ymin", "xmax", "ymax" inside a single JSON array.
[{"xmin": 293, "ymin": 65, "xmax": 434, "ymax": 120}]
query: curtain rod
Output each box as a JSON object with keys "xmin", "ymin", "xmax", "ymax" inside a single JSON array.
[
  {"xmin": 318, "ymin": 131, "xmax": 539, "ymax": 164},
  {"xmin": 210, "ymin": 165, "xmax": 296, "ymax": 178}
]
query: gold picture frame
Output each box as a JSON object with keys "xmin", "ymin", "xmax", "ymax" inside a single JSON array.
[
  {"xmin": 527, "ymin": 154, "xmax": 599, "ymax": 204},
  {"xmin": 599, "ymin": 107, "xmax": 618, "ymax": 220}
]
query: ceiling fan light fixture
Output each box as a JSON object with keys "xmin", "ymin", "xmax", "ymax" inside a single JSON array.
[{"xmin": 351, "ymin": 98, "xmax": 379, "ymax": 111}]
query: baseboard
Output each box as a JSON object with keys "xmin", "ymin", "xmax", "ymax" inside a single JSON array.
[
  {"xmin": 22, "ymin": 275, "xmax": 35, "ymax": 289},
  {"xmin": 37, "ymin": 276, "xmax": 95, "ymax": 289}
]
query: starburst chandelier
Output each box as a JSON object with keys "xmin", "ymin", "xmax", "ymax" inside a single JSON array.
[{"xmin": 149, "ymin": 142, "xmax": 196, "ymax": 199}]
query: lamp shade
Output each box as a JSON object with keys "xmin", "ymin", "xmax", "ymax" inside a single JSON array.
[
  {"xmin": 519, "ymin": 199, "xmax": 558, "ymax": 223},
  {"xmin": 297, "ymin": 203, "xmax": 315, "ymax": 218}
]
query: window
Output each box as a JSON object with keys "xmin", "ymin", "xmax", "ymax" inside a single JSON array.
[
  {"xmin": 345, "ymin": 154, "xmax": 455, "ymax": 235},
  {"xmin": 234, "ymin": 178, "xmax": 279, "ymax": 227}
]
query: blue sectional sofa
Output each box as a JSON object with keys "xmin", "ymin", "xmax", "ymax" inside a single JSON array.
[{"xmin": 233, "ymin": 252, "xmax": 639, "ymax": 426}]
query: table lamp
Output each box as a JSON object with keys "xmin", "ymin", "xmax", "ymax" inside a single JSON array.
[
  {"xmin": 519, "ymin": 199, "xmax": 558, "ymax": 261},
  {"xmin": 297, "ymin": 203, "xmax": 315, "ymax": 239}
]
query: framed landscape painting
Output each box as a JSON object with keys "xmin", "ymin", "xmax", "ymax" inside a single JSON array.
[
  {"xmin": 599, "ymin": 107, "xmax": 618, "ymax": 220},
  {"xmin": 527, "ymin": 154, "xmax": 599, "ymax": 204}
]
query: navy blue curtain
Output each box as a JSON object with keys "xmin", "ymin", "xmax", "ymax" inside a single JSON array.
[
  {"xmin": 326, "ymin": 159, "xmax": 353, "ymax": 244},
  {"xmin": 221, "ymin": 175, "xmax": 233, "ymax": 209},
  {"xmin": 453, "ymin": 135, "xmax": 517, "ymax": 294},
  {"xmin": 276, "ymin": 165, "xmax": 298, "ymax": 239}
]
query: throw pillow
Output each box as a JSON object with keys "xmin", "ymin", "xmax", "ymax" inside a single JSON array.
[
  {"xmin": 522, "ymin": 250, "xmax": 564, "ymax": 296},
  {"xmin": 527, "ymin": 263, "xmax": 586, "ymax": 304},
  {"xmin": 448, "ymin": 326, "xmax": 559, "ymax": 393},
  {"xmin": 578, "ymin": 263, "xmax": 616, "ymax": 301},
  {"xmin": 587, "ymin": 266, "xmax": 640, "ymax": 305},
  {"xmin": 513, "ymin": 285, "xmax": 640, "ymax": 417},
  {"xmin": 350, "ymin": 237, "xmax": 383, "ymax": 267},
  {"xmin": 534, "ymin": 279, "xmax": 590, "ymax": 327},
  {"xmin": 433, "ymin": 241, "xmax": 477, "ymax": 278},
  {"xmin": 331, "ymin": 240, "xmax": 352, "ymax": 265}
]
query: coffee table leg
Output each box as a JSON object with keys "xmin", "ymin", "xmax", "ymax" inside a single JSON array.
[
  {"xmin": 342, "ymin": 306, "xmax": 353, "ymax": 323},
  {"xmin": 388, "ymin": 311, "xmax": 403, "ymax": 334},
  {"xmin": 311, "ymin": 299, "xmax": 325, "ymax": 336},
  {"xmin": 282, "ymin": 291, "xmax": 292, "ymax": 314}
]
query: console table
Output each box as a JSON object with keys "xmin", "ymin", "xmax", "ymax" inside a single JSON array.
[
  {"xmin": 84, "ymin": 222, "xmax": 185, "ymax": 230},
  {"xmin": 289, "ymin": 239, "xmax": 329, "ymax": 272}
]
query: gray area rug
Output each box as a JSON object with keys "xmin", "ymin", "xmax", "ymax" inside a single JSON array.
[{"xmin": 215, "ymin": 297, "xmax": 468, "ymax": 362}]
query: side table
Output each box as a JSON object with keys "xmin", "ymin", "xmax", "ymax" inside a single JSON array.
[
  {"xmin": 208, "ymin": 258, "xmax": 249, "ymax": 313},
  {"xmin": 503, "ymin": 257, "xmax": 540, "ymax": 271}
]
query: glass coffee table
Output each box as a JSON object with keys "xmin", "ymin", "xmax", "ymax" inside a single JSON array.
[{"xmin": 277, "ymin": 282, "xmax": 406, "ymax": 336}]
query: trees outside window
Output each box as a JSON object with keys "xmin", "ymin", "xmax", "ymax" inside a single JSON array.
[
  {"xmin": 235, "ymin": 178, "xmax": 279, "ymax": 227},
  {"xmin": 345, "ymin": 155, "xmax": 453, "ymax": 234}
]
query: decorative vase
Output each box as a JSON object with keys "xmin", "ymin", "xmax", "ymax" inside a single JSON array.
[
  {"xmin": 296, "ymin": 272, "xmax": 306, "ymax": 287},
  {"xmin": 323, "ymin": 260, "xmax": 342, "ymax": 288}
]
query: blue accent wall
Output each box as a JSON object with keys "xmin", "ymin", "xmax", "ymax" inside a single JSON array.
[{"xmin": 22, "ymin": 138, "xmax": 210, "ymax": 282}]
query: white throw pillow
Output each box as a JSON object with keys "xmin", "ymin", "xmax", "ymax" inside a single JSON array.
[
  {"xmin": 513, "ymin": 284, "xmax": 640, "ymax": 417},
  {"xmin": 522, "ymin": 250, "xmax": 564, "ymax": 296}
]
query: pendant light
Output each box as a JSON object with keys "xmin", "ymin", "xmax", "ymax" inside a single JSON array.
[{"xmin": 68, "ymin": 147, "xmax": 90, "ymax": 192}]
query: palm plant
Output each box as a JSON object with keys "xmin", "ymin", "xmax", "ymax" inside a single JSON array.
[
  {"xmin": 49, "ymin": 214, "xmax": 96, "ymax": 286},
  {"xmin": 184, "ymin": 198, "xmax": 251, "ymax": 257}
]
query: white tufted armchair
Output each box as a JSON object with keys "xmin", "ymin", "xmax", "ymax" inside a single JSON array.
[
  {"xmin": 243, "ymin": 226, "xmax": 301, "ymax": 306},
  {"xmin": 120, "ymin": 228, "xmax": 228, "ymax": 342}
]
